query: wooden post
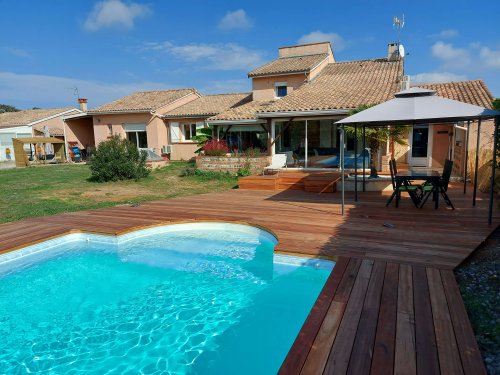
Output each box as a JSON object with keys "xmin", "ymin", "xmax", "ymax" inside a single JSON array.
[
  {"xmin": 488, "ymin": 116, "xmax": 499, "ymax": 224},
  {"xmin": 362, "ymin": 125, "xmax": 366, "ymax": 192},
  {"xmin": 464, "ymin": 120, "xmax": 470, "ymax": 194},
  {"xmin": 354, "ymin": 124, "xmax": 358, "ymax": 202},
  {"xmin": 473, "ymin": 119, "xmax": 481, "ymax": 206},
  {"xmin": 341, "ymin": 124, "xmax": 345, "ymax": 216}
]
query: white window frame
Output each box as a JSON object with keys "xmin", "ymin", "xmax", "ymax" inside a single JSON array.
[
  {"xmin": 275, "ymin": 81, "xmax": 288, "ymax": 98},
  {"xmin": 181, "ymin": 123, "xmax": 197, "ymax": 142}
]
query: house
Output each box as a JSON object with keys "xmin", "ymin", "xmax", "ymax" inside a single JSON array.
[
  {"xmin": 85, "ymin": 89, "xmax": 200, "ymax": 157},
  {"xmin": 202, "ymin": 42, "xmax": 494, "ymax": 175},
  {"xmin": 207, "ymin": 42, "xmax": 403, "ymax": 169},
  {"xmin": 162, "ymin": 93, "xmax": 252, "ymax": 160},
  {"xmin": 0, "ymin": 106, "xmax": 84, "ymax": 162}
]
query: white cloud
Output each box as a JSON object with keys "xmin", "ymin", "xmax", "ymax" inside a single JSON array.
[
  {"xmin": 411, "ymin": 72, "xmax": 467, "ymax": 84},
  {"xmin": 0, "ymin": 71, "xmax": 169, "ymax": 109},
  {"xmin": 480, "ymin": 47, "xmax": 500, "ymax": 68},
  {"xmin": 298, "ymin": 31, "xmax": 345, "ymax": 51},
  {"xmin": 431, "ymin": 41, "xmax": 469, "ymax": 61},
  {"xmin": 431, "ymin": 29, "xmax": 459, "ymax": 39},
  {"xmin": 3, "ymin": 47, "xmax": 32, "ymax": 59},
  {"xmin": 218, "ymin": 9, "xmax": 252, "ymax": 31},
  {"xmin": 84, "ymin": 0, "xmax": 151, "ymax": 32},
  {"xmin": 144, "ymin": 41, "xmax": 264, "ymax": 71}
]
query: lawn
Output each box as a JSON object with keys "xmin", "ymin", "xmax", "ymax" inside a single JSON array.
[{"xmin": 0, "ymin": 162, "xmax": 238, "ymax": 224}]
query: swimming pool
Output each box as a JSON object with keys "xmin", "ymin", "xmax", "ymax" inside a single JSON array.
[{"xmin": 0, "ymin": 222, "xmax": 334, "ymax": 374}]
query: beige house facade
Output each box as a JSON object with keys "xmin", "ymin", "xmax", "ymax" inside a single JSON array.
[{"xmin": 86, "ymin": 89, "xmax": 200, "ymax": 158}]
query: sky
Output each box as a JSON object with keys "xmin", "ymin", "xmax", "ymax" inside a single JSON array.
[{"xmin": 1, "ymin": 0, "xmax": 499, "ymax": 110}]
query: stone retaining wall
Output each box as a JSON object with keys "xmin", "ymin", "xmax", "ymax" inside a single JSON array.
[{"xmin": 196, "ymin": 155, "xmax": 271, "ymax": 174}]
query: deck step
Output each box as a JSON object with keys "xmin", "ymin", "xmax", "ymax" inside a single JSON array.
[{"xmin": 238, "ymin": 172, "xmax": 341, "ymax": 193}]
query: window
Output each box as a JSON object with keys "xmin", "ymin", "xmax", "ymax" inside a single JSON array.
[
  {"xmin": 275, "ymin": 82, "xmax": 288, "ymax": 98},
  {"xmin": 126, "ymin": 131, "xmax": 148, "ymax": 148},
  {"xmin": 182, "ymin": 123, "xmax": 197, "ymax": 141}
]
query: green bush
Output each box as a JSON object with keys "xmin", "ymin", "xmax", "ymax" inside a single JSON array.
[{"xmin": 89, "ymin": 136, "xmax": 150, "ymax": 182}]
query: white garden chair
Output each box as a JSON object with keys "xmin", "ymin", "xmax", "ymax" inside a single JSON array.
[{"xmin": 263, "ymin": 153, "xmax": 287, "ymax": 175}]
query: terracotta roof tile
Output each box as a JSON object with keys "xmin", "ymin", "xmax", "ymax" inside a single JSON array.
[
  {"xmin": 208, "ymin": 100, "xmax": 275, "ymax": 121},
  {"xmin": 163, "ymin": 93, "xmax": 252, "ymax": 118},
  {"xmin": 416, "ymin": 80, "xmax": 494, "ymax": 109},
  {"xmin": 248, "ymin": 53, "xmax": 329, "ymax": 77},
  {"xmin": 0, "ymin": 107, "xmax": 77, "ymax": 127},
  {"xmin": 33, "ymin": 126, "xmax": 64, "ymax": 136},
  {"xmin": 259, "ymin": 58, "xmax": 403, "ymax": 113},
  {"xmin": 88, "ymin": 89, "xmax": 196, "ymax": 113}
]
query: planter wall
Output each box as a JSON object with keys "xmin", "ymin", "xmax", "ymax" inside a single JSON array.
[{"xmin": 196, "ymin": 155, "xmax": 271, "ymax": 174}]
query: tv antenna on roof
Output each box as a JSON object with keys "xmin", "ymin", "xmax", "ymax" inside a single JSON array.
[
  {"xmin": 393, "ymin": 15, "xmax": 406, "ymax": 58},
  {"xmin": 71, "ymin": 86, "xmax": 80, "ymax": 99}
]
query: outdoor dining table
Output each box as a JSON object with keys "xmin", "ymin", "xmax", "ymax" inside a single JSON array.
[{"xmin": 393, "ymin": 169, "xmax": 441, "ymax": 209}]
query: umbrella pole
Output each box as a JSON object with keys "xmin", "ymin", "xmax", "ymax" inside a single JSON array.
[
  {"xmin": 341, "ymin": 124, "xmax": 345, "ymax": 216},
  {"xmin": 488, "ymin": 116, "xmax": 499, "ymax": 224},
  {"xmin": 473, "ymin": 119, "xmax": 481, "ymax": 207},
  {"xmin": 362, "ymin": 125, "xmax": 366, "ymax": 192},
  {"xmin": 464, "ymin": 121, "xmax": 470, "ymax": 194},
  {"xmin": 354, "ymin": 124, "xmax": 358, "ymax": 202}
]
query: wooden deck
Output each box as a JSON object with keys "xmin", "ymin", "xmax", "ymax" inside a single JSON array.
[
  {"xmin": 0, "ymin": 184, "xmax": 496, "ymax": 374},
  {"xmin": 239, "ymin": 171, "xmax": 341, "ymax": 193}
]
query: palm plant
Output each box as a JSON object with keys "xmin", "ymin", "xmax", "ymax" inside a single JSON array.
[
  {"xmin": 191, "ymin": 125, "xmax": 215, "ymax": 154},
  {"xmin": 343, "ymin": 104, "xmax": 408, "ymax": 176}
]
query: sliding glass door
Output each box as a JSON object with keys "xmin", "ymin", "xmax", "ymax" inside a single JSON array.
[{"xmin": 275, "ymin": 119, "xmax": 348, "ymax": 168}]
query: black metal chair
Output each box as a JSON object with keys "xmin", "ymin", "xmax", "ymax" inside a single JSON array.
[
  {"xmin": 419, "ymin": 159, "xmax": 455, "ymax": 209},
  {"xmin": 386, "ymin": 159, "xmax": 421, "ymax": 207}
]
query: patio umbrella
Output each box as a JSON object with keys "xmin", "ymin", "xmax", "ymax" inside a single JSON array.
[{"xmin": 335, "ymin": 87, "xmax": 500, "ymax": 223}]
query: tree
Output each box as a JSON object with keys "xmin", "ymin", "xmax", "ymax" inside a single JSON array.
[{"xmin": 0, "ymin": 104, "xmax": 20, "ymax": 113}]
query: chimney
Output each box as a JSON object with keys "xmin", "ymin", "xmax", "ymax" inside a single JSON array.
[
  {"xmin": 78, "ymin": 98, "xmax": 88, "ymax": 112},
  {"xmin": 388, "ymin": 43, "xmax": 398, "ymax": 61}
]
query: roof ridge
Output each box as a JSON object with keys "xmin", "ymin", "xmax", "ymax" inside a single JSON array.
[
  {"xmin": 130, "ymin": 88, "xmax": 195, "ymax": 94},
  {"xmin": 278, "ymin": 53, "xmax": 328, "ymax": 59},
  {"xmin": 333, "ymin": 57, "xmax": 391, "ymax": 64},
  {"xmin": 201, "ymin": 92, "xmax": 252, "ymax": 97}
]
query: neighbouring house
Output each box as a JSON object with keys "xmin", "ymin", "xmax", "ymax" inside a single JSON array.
[
  {"xmin": 86, "ymin": 89, "xmax": 200, "ymax": 158},
  {"xmin": 162, "ymin": 93, "xmax": 252, "ymax": 160},
  {"xmin": 0, "ymin": 106, "xmax": 84, "ymax": 162}
]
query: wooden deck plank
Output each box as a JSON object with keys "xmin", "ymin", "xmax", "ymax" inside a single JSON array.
[
  {"xmin": 324, "ymin": 259, "xmax": 374, "ymax": 374},
  {"xmin": 298, "ymin": 258, "xmax": 362, "ymax": 375},
  {"xmin": 279, "ymin": 257, "xmax": 349, "ymax": 374},
  {"xmin": 426, "ymin": 268, "xmax": 464, "ymax": 375},
  {"xmin": 347, "ymin": 261, "xmax": 386, "ymax": 375},
  {"xmin": 394, "ymin": 264, "xmax": 416, "ymax": 375},
  {"xmin": 413, "ymin": 267, "xmax": 440, "ymax": 375},
  {"xmin": 440, "ymin": 270, "xmax": 487, "ymax": 375},
  {"xmin": 370, "ymin": 262, "xmax": 399, "ymax": 375}
]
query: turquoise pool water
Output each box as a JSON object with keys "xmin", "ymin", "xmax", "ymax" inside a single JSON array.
[{"xmin": 0, "ymin": 223, "xmax": 334, "ymax": 374}]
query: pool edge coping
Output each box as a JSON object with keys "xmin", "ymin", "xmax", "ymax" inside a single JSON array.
[{"xmin": 0, "ymin": 219, "xmax": 337, "ymax": 262}]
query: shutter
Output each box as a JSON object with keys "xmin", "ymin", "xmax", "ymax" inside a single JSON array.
[{"xmin": 170, "ymin": 122, "xmax": 180, "ymax": 143}]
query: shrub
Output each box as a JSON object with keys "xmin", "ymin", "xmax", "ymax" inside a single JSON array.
[
  {"xmin": 243, "ymin": 147, "xmax": 262, "ymax": 157},
  {"xmin": 203, "ymin": 139, "xmax": 229, "ymax": 156},
  {"xmin": 237, "ymin": 161, "xmax": 252, "ymax": 177},
  {"xmin": 89, "ymin": 135, "xmax": 150, "ymax": 182}
]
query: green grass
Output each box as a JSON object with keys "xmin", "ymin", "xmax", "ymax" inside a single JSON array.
[{"xmin": 0, "ymin": 162, "xmax": 238, "ymax": 224}]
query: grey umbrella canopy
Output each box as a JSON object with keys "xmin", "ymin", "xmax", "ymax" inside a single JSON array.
[
  {"xmin": 334, "ymin": 86, "xmax": 500, "ymax": 223},
  {"xmin": 337, "ymin": 87, "xmax": 500, "ymax": 125}
]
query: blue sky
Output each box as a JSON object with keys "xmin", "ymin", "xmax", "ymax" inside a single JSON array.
[{"xmin": 1, "ymin": 0, "xmax": 499, "ymax": 109}]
